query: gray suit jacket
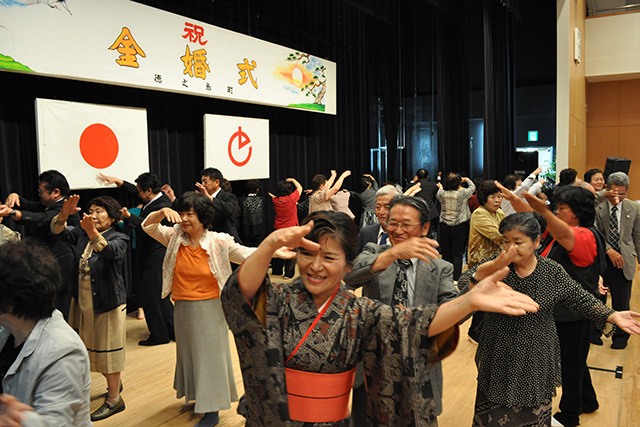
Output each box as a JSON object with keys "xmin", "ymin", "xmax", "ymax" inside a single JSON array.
[
  {"xmin": 595, "ymin": 198, "xmax": 640, "ymax": 281},
  {"xmin": 0, "ymin": 310, "xmax": 92, "ymax": 426},
  {"xmin": 343, "ymin": 242, "xmax": 459, "ymax": 415}
]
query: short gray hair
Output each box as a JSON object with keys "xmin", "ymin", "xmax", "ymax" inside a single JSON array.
[
  {"xmin": 376, "ymin": 184, "xmax": 402, "ymax": 198},
  {"xmin": 499, "ymin": 212, "xmax": 541, "ymax": 241},
  {"xmin": 607, "ymin": 171, "xmax": 629, "ymax": 188}
]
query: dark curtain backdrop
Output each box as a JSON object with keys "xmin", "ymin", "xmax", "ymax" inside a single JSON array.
[
  {"xmin": 482, "ymin": 0, "xmax": 517, "ymax": 180},
  {"xmin": 0, "ymin": 0, "xmax": 375, "ymax": 229},
  {"xmin": 0, "ymin": 0, "xmax": 524, "ymax": 229},
  {"xmin": 436, "ymin": 7, "xmax": 470, "ymax": 176},
  {"xmin": 374, "ymin": 15, "xmax": 402, "ymax": 184}
]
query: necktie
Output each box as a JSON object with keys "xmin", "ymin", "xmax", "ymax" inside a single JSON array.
[
  {"xmin": 379, "ymin": 232, "xmax": 388, "ymax": 245},
  {"xmin": 392, "ymin": 259, "xmax": 412, "ymax": 307},
  {"xmin": 609, "ymin": 205, "xmax": 620, "ymax": 251}
]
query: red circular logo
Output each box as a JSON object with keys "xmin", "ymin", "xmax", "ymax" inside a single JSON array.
[
  {"xmin": 79, "ymin": 123, "xmax": 119, "ymax": 169},
  {"xmin": 228, "ymin": 126, "xmax": 252, "ymax": 167}
]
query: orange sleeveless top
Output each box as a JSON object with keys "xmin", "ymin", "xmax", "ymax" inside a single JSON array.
[{"xmin": 172, "ymin": 244, "xmax": 219, "ymax": 301}]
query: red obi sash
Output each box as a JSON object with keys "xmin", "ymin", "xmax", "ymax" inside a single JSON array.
[
  {"xmin": 284, "ymin": 284, "xmax": 355, "ymax": 423},
  {"xmin": 285, "ymin": 366, "xmax": 356, "ymax": 423}
]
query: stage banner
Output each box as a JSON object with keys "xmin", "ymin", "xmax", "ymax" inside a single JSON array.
[
  {"xmin": 35, "ymin": 98, "xmax": 149, "ymax": 189},
  {"xmin": 204, "ymin": 114, "xmax": 269, "ymax": 181},
  {"xmin": 1, "ymin": 0, "xmax": 336, "ymax": 115}
]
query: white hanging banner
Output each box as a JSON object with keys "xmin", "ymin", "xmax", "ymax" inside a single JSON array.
[
  {"xmin": 1, "ymin": 0, "xmax": 336, "ymax": 115},
  {"xmin": 35, "ymin": 98, "xmax": 149, "ymax": 189},
  {"xmin": 204, "ymin": 114, "xmax": 269, "ymax": 181}
]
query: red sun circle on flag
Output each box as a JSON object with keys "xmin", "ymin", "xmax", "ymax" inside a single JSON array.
[{"xmin": 79, "ymin": 123, "xmax": 119, "ymax": 169}]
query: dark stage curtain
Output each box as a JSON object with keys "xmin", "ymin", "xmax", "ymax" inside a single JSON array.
[
  {"xmin": 0, "ymin": 0, "xmax": 526, "ymax": 227},
  {"xmin": 0, "ymin": 0, "xmax": 373, "ymax": 230},
  {"xmin": 435, "ymin": 7, "xmax": 470, "ymax": 176},
  {"xmin": 372, "ymin": 14, "xmax": 402, "ymax": 184},
  {"xmin": 482, "ymin": 0, "xmax": 517, "ymax": 180},
  {"xmin": 0, "ymin": 1, "xmax": 376, "ymax": 305}
]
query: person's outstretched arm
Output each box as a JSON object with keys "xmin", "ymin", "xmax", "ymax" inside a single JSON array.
[
  {"xmin": 325, "ymin": 170, "xmax": 351, "ymax": 200},
  {"xmin": 523, "ymin": 191, "xmax": 575, "ymax": 251},
  {"xmin": 287, "ymin": 178, "xmax": 303, "ymax": 196},
  {"xmin": 428, "ymin": 267, "xmax": 539, "ymax": 336},
  {"xmin": 495, "ymin": 181, "xmax": 533, "ymax": 213}
]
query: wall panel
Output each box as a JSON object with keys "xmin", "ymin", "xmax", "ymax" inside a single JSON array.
[
  {"xmin": 587, "ymin": 79, "xmax": 640, "ymax": 200},
  {"xmin": 619, "ymin": 80, "xmax": 640, "ymax": 126},
  {"xmin": 587, "ymin": 81, "xmax": 620, "ymax": 127}
]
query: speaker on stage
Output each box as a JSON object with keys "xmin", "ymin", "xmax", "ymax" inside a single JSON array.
[
  {"xmin": 603, "ymin": 156, "xmax": 631, "ymax": 181},
  {"xmin": 512, "ymin": 151, "xmax": 538, "ymax": 176}
]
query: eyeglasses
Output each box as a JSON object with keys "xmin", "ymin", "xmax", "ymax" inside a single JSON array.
[
  {"xmin": 386, "ymin": 220, "xmax": 421, "ymax": 230},
  {"xmin": 38, "ymin": 188, "xmax": 51, "ymax": 195}
]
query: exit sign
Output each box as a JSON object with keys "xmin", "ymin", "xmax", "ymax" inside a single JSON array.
[{"xmin": 528, "ymin": 131, "xmax": 538, "ymax": 142}]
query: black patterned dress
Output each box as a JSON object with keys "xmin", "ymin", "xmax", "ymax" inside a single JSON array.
[
  {"xmin": 459, "ymin": 256, "xmax": 615, "ymax": 427},
  {"xmin": 221, "ymin": 271, "xmax": 459, "ymax": 427}
]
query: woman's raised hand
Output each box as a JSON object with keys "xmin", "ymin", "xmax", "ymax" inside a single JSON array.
[
  {"xmin": 273, "ymin": 246, "xmax": 298, "ymax": 259},
  {"xmin": 161, "ymin": 207, "xmax": 182, "ymax": 223},
  {"xmin": 404, "ymin": 182, "xmax": 421, "ymax": 197},
  {"xmin": 475, "ymin": 245, "xmax": 517, "ymax": 282},
  {"xmin": 522, "ymin": 191, "xmax": 548, "ymax": 213},
  {"xmin": 80, "ymin": 213, "xmax": 98, "ymax": 235},
  {"xmin": 469, "ymin": 267, "xmax": 539, "ymax": 316},
  {"xmin": 494, "ymin": 245, "xmax": 518, "ymax": 269},
  {"xmin": 607, "ymin": 311, "xmax": 640, "ymax": 335},
  {"xmin": 494, "ymin": 180, "xmax": 515, "ymax": 202},
  {"xmin": 267, "ymin": 221, "xmax": 320, "ymax": 256}
]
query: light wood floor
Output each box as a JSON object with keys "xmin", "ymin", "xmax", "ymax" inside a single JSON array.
[{"xmin": 91, "ymin": 270, "xmax": 640, "ymax": 426}]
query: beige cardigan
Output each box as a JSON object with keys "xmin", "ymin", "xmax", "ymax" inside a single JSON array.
[{"xmin": 142, "ymin": 218, "xmax": 255, "ymax": 299}]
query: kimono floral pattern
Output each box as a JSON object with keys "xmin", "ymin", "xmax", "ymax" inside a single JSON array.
[{"xmin": 221, "ymin": 272, "xmax": 458, "ymax": 427}]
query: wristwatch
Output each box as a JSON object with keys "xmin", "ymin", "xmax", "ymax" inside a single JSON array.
[
  {"xmin": 469, "ymin": 274, "xmax": 478, "ymax": 285},
  {"xmin": 9, "ymin": 209, "xmax": 17, "ymax": 219}
]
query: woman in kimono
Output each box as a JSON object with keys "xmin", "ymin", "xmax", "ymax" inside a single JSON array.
[{"xmin": 221, "ymin": 210, "xmax": 540, "ymax": 426}]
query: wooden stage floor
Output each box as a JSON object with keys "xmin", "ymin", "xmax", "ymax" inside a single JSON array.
[{"xmin": 90, "ymin": 270, "xmax": 640, "ymax": 426}]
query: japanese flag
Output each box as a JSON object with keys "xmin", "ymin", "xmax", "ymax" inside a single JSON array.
[
  {"xmin": 204, "ymin": 114, "xmax": 269, "ymax": 181},
  {"xmin": 35, "ymin": 98, "xmax": 149, "ymax": 189}
]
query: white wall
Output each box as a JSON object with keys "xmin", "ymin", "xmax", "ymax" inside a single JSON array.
[{"xmin": 586, "ymin": 12, "xmax": 640, "ymax": 82}]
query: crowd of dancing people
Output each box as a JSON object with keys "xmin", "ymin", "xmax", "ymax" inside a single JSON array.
[{"xmin": 0, "ymin": 164, "xmax": 639, "ymax": 427}]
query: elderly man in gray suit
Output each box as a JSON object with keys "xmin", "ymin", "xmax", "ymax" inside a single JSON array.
[
  {"xmin": 593, "ymin": 171, "xmax": 640, "ymax": 349},
  {"xmin": 356, "ymin": 184, "xmax": 403, "ymax": 253},
  {"xmin": 345, "ymin": 196, "xmax": 458, "ymax": 425}
]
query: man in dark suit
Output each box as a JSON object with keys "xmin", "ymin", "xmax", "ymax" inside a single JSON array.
[
  {"xmin": 0, "ymin": 170, "xmax": 79, "ymax": 320},
  {"xmin": 99, "ymin": 172, "xmax": 175, "ymax": 345},
  {"xmin": 409, "ymin": 168, "xmax": 439, "ymax": 236},
  {"xmin": 197, "ymin": 168, "xmax": 242, "ymax": 243},
  {"xmin": 594, "ymin": 171, "xmax": 640, "ymax": 349},
  {"xmin": 356, "ymin": 184, "xmax": 402, "ymax": 253},
  {"xmin": 344, "ymin": 196, "xmax": 458, "ymax": 425}
]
